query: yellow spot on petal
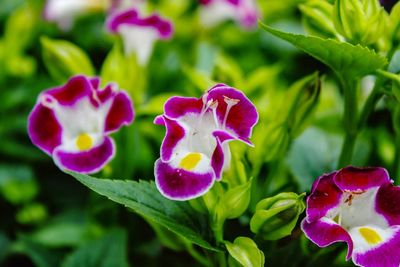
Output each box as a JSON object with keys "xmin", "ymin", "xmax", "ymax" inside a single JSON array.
[
  {"xmin": 179, "ymin": 153, "xmax": 202, "ymax": 171},
  {"xmin": 359, "ymin": 227, "xmax": 382, "ymax": 245},
  {"xmin": 76, "ymin": 133, "xmax": 93, "ymax": 151}
]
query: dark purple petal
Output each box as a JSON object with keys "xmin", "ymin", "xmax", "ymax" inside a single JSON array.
[
  {"xmin": 211, "ymin": 130, "xmax": 236, "ymax": 180},
  {"xmin": 154, "ymin": 159, "xmax": 214, "ymax": 201},
  {"xmin": 46, "ymin": 75, "xmax": 92, "ymax": 106},
  {"xmin": 163, "ymin": 96, "xmax": 203, "ymax": 119},
  {"xmin": 352, "ymin": 228, "xmax": 400, "ymax": 267},
  {"xmin": 53, "ymin": 137, "xmax": 115, "ymax": 174},
  {"xmin": 159, "ymin": 116, "xmax": 186, "ymax": 161},
  {"xmin": 105, "ymin": 91, "xmax": 135, "ymax": 133},
  {"xmin": 376, "ymin": 183, "xmax": 400, "ymax": 226},
  {"xmin": 199, "ymin": 0, "xmax": 212, "ymax": 5},
  {"xmin": 89, "ymin": 77, "xmax": 100, "ymax": 90},
  {"xmin": 107, "ymin": 8, "xmax": 173, "ymax": 39},
  {"xmin": 28, "ymin": 103, "xmax": 62, "ymax": 155},
  {"xmin": 301, "ymin": 218, "xmax": 353, "ymax": 260},
  {"xmin": 380, "ymin": 0, "xmax": 399, "ymax": 12},
  {"xmin": 96, "ymin": 83, "xmax": 115, "ymax": 103},
  {"xmin": 207, "ymin": 84, "xmax": 258, "ymax": 140},
  {"xmin": 306, "ymin": 172, "xmax": 342, "ymax": 222},
  {"xmin": 334, "ymin": 166, "xmax": 390, "ymax": 191},
  {"xmin": 154, "ymin": 115, "xmax": 165, "ymax": 125}
]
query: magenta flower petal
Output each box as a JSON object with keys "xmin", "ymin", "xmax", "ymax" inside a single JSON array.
[
  {"xmin": 352, "ymin": 228, "xmax": 400, "ymax": 267},
  {"xmin": 207, "ymin": 84, "xmax": 259, "ymax": 141},
  {"xmin": 107, "ymin": 8, "xmax": 173, "ymax": 39},
  {"xmin": 302, "ymin": 219, "xmax": 353, "ymax": 260},
  {"xmin": 334, "ymin": 166, "xmax": 390, "ymax": 191},
  {"xmin": 159, "ymin": 116, "xmax": 186, "ymax": 162},
  {"xmin": 211, "ymin": 130, "xmax": 235, "ymax": 180},
  {"xmin": 376, "ymin": 183, "xmax": 400, "ymax": 226},
  {"xmin": 105, "ymin": 91, "xmax": 135, "ymax": 133},
  {"xmin": 155, "ymin": 159, "xmax": 214, "ymax": 201},
  {"xmin": 46, "ymin": 75, "xmax": 92, "ymax": 106},
  {"xmin": 164, "ymin": 96, "xmax": 204, "ymax": 119},
  {"xmin": 54, "ymin": 137, "xmax": 115, "ymax": 174},
  {"xmin": 306, "ymin": 172, "xmax": 342, "ymax": 222},
  {"xmin": 28, "ymin": 104, "xmax": 62, "ymax": 155}
]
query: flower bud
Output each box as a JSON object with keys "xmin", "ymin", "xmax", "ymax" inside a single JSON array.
[
  {"xmin": 215, "ymin": 179, "xmax": 252, "ymax": 220},
  {"xmin": 41, "ymin": 37, "xmax": 94, "ymax": 83},
  {"xmin": 388, "ymin": 2, "xmax": 400, "ymax": 44},
  {"xmin": 285, "ymin": 72, "xmax": 321, "ymax": 137},
  {"xmin": 225, "ymin": 237, "xmax": 265, "ymax": 267},
  {"xmin": 333, "ymin": 0, "xmax": 388, "ymax": 45},
  {"xmin": 250, "ymin": 192, "xmax": 305, "ymax": 240},
  {"xmin": 299, "ymin": 0, "xmax": 337, "ymax": 38}
]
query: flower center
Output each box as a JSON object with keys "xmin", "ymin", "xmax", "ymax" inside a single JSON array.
[
  {"xmin": 76, "ymin": 133, "xmax": 93, "ymax": 151},
  {"xmin": 179, "ymin": 153, "xmax": 202, "ymax": 171},
  {"xmin": 359, "ymin": 227, "xmax": 382, "ymax": 245}
]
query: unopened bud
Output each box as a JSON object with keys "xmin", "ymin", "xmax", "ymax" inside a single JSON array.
[
  {"xmin": 250, "ymin": 192, "xmax": 306, "ymax": 240},
  {"xmin": 225, "ymin": 237, "xmax": 265, "ymax": 267},
  {"xmin": 333, "ymin": 0, "xmax": 388, "ymax": 45},
  {"xmin": 300, "ymin": 0, "xmax": 336, "ymax": 38}
]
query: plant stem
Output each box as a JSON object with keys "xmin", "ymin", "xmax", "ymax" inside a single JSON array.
[
  {"xmin": 212, "ymin": 219, "xmax": 224, "ymax": 244},
  {"xmin": 357, "ymin": 78, "xmax": 385, "ymax": 131},
  {"xmin": 393, "ymin": 133, "xmax": 400, "ymax": 183},
  {"xmin": 186, "ymin": 244, "xmax": 209, "ymax": 267},
  {"xmin": 338, "ymin": 77, "xmax": 359, "ymax": 168}
]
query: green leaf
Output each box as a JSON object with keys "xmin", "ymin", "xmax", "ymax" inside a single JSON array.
[
  {"xmin": 62, "ymin": 229, "xmax": 129, "ymax": 267},
  {"xmin": 260, "ymin": 24, "xmax": 387, "ymax": 78},
  {"xmin": 41, "ymin": 37, "xmax": 95, "ymax": 83},
  {"xmin": 67, "ymin": 171, "xmax": 218, "ymax": 251}
]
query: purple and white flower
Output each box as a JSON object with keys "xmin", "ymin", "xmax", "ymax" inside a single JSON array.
[
  {"xmin": 44, "ymin": 0, "xmax": 107, "ymax": 30},
  {"xmin": 106, "ymin": 8, "xmax": 173, "ymax": 65},
  {"xmin": 28, "ymin": 75, "xmax": 134, "ymax": 174},
  {"xmin": 198, "ymin": 0, "xmax": 259, "ymax": 29},
  {"xmin": 302, "ymin": 166, "xmax": 400, "ymax": 267},
  {"xmin": 154, "ymin": 84, "xmax": 258, "ymax": 201}
]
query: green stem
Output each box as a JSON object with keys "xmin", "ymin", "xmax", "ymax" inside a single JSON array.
[
  {"xmin": 393, "ymin": 133, "xmax": 400, "ymax": 183},
  {"xmin": 357, "ymin": 78, "xmax": 385, "ymax": 131},
  {"xmin": 186, "ymin": 245, "xmax": 209, "ymax": 267},
  {"xmin": 217, "ymin": 252, "xmax": 227, "ymax": 267},
  {"xmin": 212, "ymin": 219, "xmax": 224, "ymax": 244},
  {"xmin": 338, "ymin": 77, "xmax": 359, "ymax": 168}
]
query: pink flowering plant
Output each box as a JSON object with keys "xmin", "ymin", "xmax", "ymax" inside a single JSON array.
[
  {"xmin": 28, "ymin": 75, "xmax": 134, "ymax": 174},
  {"xmin": 2, "ymin": 0, "xmax": 400, "ymax": 266},
  {"xmin": 154, "ymin": 84, "xmax": 258, "ymax": 200}
]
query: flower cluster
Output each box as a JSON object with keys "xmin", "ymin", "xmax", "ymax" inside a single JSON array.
[
  {"xmin": 28, "ymin": 75, "xmax": 134, "ymax": 174},
  {"xmin": 154, "ymin": 84, "xmax": 258, "ymax": 200},
  {"xmin": 199, "ymin": 0, "xmax": 259, "ymax": 29},
  {"xmin": 302, "ymin": 166, "xmax": 400, "ymax": 267}
]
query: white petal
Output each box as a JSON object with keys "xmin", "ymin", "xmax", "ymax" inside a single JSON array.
[
  {"xmin": 118, "ymin": 25, "xmax": 158, "ymax": 65},
  {"xmin": 46, "ymin": 0, "xmax": 104, "ymax": 30},
  {"xmin": 52, "ymin": 98, "xmax": 112, "ymax": 148},
  {"xmin": 199, "ymin": 1, "xmax": 237, "ymax": 28},
  {"xmin": 176, "ymin": 112, "xmax": 219, "ymax": 158},
  {"xmin": 349, "ymin": 225, "xmax": 400, "ymax": 254},
  {"xmin": 339, "ymin": 188, "xmax": 388, "ymax": 229}
]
